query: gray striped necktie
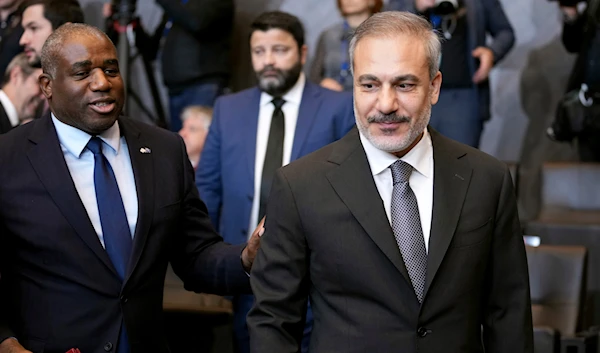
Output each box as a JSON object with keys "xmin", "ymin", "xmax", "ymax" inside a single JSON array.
[{"xmin": 390, "ymin": 160, "xmax": 427, "ymax": 303}]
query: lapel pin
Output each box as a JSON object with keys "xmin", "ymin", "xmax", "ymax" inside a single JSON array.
[{"xmin": 139, "ymin": 147, "xmax": 151, "ymax": 154}]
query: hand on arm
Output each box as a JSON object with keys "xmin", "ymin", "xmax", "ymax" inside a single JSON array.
[{"xmin": 241, "ymin": 217, "xmax": 265, "ymax": 272}]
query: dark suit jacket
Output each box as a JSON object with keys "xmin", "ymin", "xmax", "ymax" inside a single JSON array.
[
  {"xmin": 386, "ymin": 0, "xmax": 515, "ymax": 121},
  {"xmin": 0, "ymin": 102, "xmax": 13, "ymax": 134},
  {"xmin": 158, "ymin": 0, "xmax": 233, "ymax": 92},
  {"xmin": 196, "ymin": 81, "xmax": 355, "ymax": 246},
  {"xmin": 0, "ymin": 115, "xmax": 250, "ymax": 353},
  {"xmin": 248, "ymin": 127, "xmax": 533, "ymax": 353}
]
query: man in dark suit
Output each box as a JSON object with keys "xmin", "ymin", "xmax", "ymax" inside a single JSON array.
[
  {"xmin": 248, "ymin": 11, "xmax": 532, "ymax": 353},
  {"xmin": 196, "ymin": 11, "xmax": 355, "ymax": 353},
  {"xmin": 0, "ymin": 23, "xmax": 260, "ymax": 353},
  {"xmin": 0, "ymin": 52, "xmax": 42, "ymax": 133}
]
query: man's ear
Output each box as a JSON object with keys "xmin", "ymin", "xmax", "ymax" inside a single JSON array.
[
  {"xmin": 9, "ymin": 66, "xmax": 21, "ymax": 84},
  {"xmin": 300, "ymin": 44, "xmax": 308, "ymax": 66},
  {"xmin": 39, "ymin": 73, "xmax": 53, "ymax": 99},
  {"xmin": 429, "ymin": 71, "xmax": 442, "ymax": 105}
]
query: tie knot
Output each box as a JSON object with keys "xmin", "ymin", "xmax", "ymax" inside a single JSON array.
[
  {"xmin": 390, "ymin": 160, "xmax": 413, "ymax": 185},
  {"xmin": 272, "ymin": 97, "xmax": 285, "ymax": 110},
  {"xmin": 86, "ymin": 137, "xmax": 104, "ymax": 155}
]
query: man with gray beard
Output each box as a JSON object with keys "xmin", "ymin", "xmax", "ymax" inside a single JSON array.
[
  {"xmin": 196, "ymin": 11, "xmax": 355, "ymax": 353},
  {"xmin": 248, "ymin": 11, "xmax": 532, "ymax": 353}
]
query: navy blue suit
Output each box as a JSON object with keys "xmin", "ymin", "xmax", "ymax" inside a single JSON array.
[
  {"xmin": 0, "ymin": 115, "xmax": 250, "ymax": 353},
  {"xmin": 196, "ymin": 81, "xmax": 355, "ymax": 352}
]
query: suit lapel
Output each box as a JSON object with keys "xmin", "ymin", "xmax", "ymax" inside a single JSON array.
[
  {"xmin": 26, "ymin": 115, "xmax": 118, "ymax": 277},
  {"xmin": 424, "ymin": 129, "xmax": 472, "ymax": 297},
  {"xmin": 326, "ymin": 129, "xmax": 411, "ymax": 283},
  {"xmin": 0, "ymin": 102, "xmax": 14, "ymax": 134},
  {"xmin": 291, "ymin": 82, "xmax": 321, "ymax": 161},
  {"xmin": 244, "ymin": 88, "xmax": 262, "ymax": 182},
  {"xmin": 119, "ymin": 118, "xmax": 155, "ymax": 284}
]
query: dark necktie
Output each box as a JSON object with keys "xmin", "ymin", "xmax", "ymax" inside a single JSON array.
[
  {"xmin": 259, "ymin": 97, "xmax": 285, "ymax": 221},
  {"xmin": 86, "ymin": 137, "xmax": 131, "ymax": 353},
  {"xmin": 390, "ymin": 160, "xmax": 427, "ymax": 303}
]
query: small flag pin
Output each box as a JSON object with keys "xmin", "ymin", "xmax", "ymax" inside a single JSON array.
[{"xmin": 140, "ymin": 147, "xmax": 151, "ymax": 154}]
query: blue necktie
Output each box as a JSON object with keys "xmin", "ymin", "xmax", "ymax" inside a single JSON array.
[{"xmin": 86, "ymin": 137, "xmax": 131, "ymax": 353}]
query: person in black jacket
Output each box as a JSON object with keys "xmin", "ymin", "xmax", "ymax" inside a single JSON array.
[
  {"xmin": 156, "ymin": 0, "xmax": 233, "ymax": 132},
  {"xmin": 0, "ymin": 0, "xmax": 23, "ymax": 76},
  {"xmin": 557, "ymin": 0, "xmax": 600, "ymax": 161}
]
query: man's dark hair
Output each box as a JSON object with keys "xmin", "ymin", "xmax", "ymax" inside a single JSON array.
[
  {"xmin": 19, "ymin": 0, "xmax": 84, "ymax": 30},
  {"xmin": 250, "ymin": 11, "xmax": 305, "ymax": 49}
]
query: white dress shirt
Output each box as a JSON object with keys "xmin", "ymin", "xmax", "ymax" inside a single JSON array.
[
  {"xmin": 248, "ymin": 73, "xmax": 306, "ymax": 239},
  {"xmin": 52, "ymin": 115, "xmax": 139, "ymax": 247},
  {"xmin": 0, "ymin": 89, "xmax": 19, "ymax": 127},
  {"xmin": 359, "ymin": 129, "xmax": 434, "ymax": 252}
]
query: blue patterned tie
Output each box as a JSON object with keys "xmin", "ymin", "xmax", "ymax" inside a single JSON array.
[
  {"xmin": 390, "ymin": 160, "xmax": 427, "ymax": 303},
  {"xmin": 86, "ymin": 137, "xmax": 131, "ymax": 353}
]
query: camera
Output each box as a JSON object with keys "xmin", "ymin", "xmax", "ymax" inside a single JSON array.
[{"xmin": 431, "ymin": 0, "xmax": 459, "ymax": 16}]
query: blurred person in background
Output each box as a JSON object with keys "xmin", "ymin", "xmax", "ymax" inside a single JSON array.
[
  {"xmin": 0, "ymin": 0, "xmax": 23, "ymax": 76},
  {"xmin": 155, "ymin": 0, "xmax": 234, "ymax": 132},
  {"xmin": 196, "ymin": 11, "xmax": 355, "ymax": 353},
  {"xmin": 548, "ymin": 0, "xmax": 600, "ymax": 161},
  {"xmin": 19, "ymin": 0, "xmax": 84, "ymax": 67},
  {"xmin": 309, "ymin": 0, "xmax": 383, "ymax": 92},
  {"xmin": 18, "ymin": 0, "xmax": 83, "ymax": 122},
  {"xmin": 0, "ymin": 53, "xmax": 42, "ymax": 133},
  {"xmin": 386, "ymin": 0, "xmax": 515, "ymax": 148},
  {"xmin": 178, "ymin": 105, "xmax": 212, "ymax": 169}
]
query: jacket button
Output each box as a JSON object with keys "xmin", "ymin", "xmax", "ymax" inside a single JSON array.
[
  {"xmin": 104, "ymin": 342, "xmax": 113, "ymax": 351},
  {"xmin": 417, "ymin": 327, "xmax": 430, "ymax": 337}
]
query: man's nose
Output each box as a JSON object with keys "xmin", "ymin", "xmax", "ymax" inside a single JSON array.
[
  {"xmin": 376, "ymin": 86, "xmax": 399, "ymax": 114},
  {"xmin": 89, "ymin": 70, "xmax": 111, "ymax": 91},
  {"xmin": 19, "ymin": 32, "xmax": 29, "ymax": 46},
  {"xmin": 263, "ymin": 51, "xmax": 275, "ymax": 66}
]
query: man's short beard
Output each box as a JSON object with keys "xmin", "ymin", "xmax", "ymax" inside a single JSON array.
[
  {"xmin": 355, "ymin": 102, "xmax": 431, "ymax": 153},
  {"xmin": 29, "ymin": 54, "xmax": 41, "ymax": 67},
  {"xmin": 256, "ymin": 60, "xmax": 302, "ymax": 97}
]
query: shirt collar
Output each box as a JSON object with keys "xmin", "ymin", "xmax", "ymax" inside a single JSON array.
[
  {"xmin": 259, "ymin": 72, "xmax": 306, "ymax": 107},
  {"xmin": 359, "ymin": 128, "xmax": 433, "ymax": 179},
  {"xmin": 0, "ymin": 90, "xmax": 19, "ymax": 127},
  {"xmin": 51, "ymin": 113, "xmax": 121, "ymax": 158}
]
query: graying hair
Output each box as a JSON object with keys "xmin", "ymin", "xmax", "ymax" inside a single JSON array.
[
  {"xmin": 349, "ymin": 11, "xmax": 441, "ymax": 80},
  {"xmin": 2, "ymin": 53, "xmax": 39, "ymax": 87},
  {"xmin": 181, "ymin": 105, "xmax": 213, "ymax": 130},
  {"xmin": 41, "ymin": 23, "xmax": 115, "ymax": 78}
]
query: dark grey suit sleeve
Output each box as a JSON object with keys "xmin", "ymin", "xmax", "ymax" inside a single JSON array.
[
  {"xmin": 248, "ymin": 169, "xmax": 309, "ymax": 353},
  {"xmin": 171, "ymin": 135, "xmax": 250, "ymax": 295},
  {"xmin": 482, "ymin": 166, "xmax": 533, "ymax": 352},
  {"xmin": 482, "ymin": 0, "xmax": 515, "ymax": 64}
]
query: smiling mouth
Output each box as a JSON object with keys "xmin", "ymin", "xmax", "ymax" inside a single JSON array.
[{"xmin": 89, "ymin": 101, "xmax": 116, "ymax": 114}]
